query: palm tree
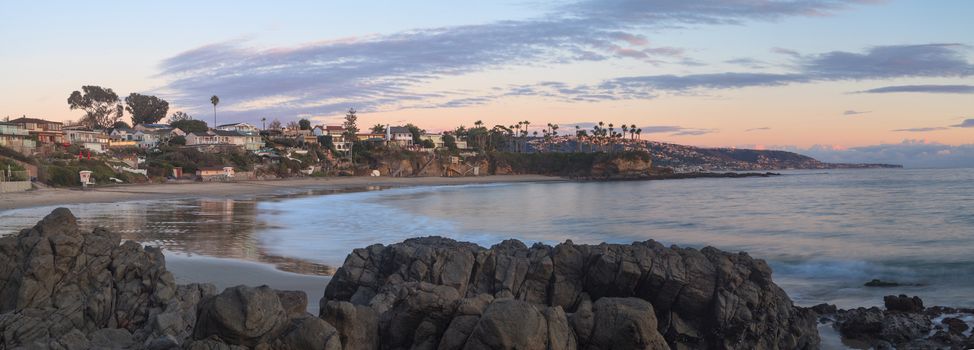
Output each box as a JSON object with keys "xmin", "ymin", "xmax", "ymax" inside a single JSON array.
[
  {"xmin": 636, "ymin": 128, "xmax": 642, "ymax": 140},
  {"xmin": 630, "ymin": 124, "xmax": 636, "ymax": 140},
  {"xmin": 210, "ymin": 95, "xmax": 220, "ymax": 127},
  {"xmin": 575, "ymin": 125, "xmax": 582, "ymax": 152},
  {"xmin": 261, "ymin": 117, "xmax": 266, "ymax": 130},
  {"xmin": 622, "ymin": 125, "xmax": 629, "ymax": 142}
]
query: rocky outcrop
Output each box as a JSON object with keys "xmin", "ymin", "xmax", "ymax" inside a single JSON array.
[
  {"xmin": 2, "ymin": 209, "xmax": 821, "ymax": 349},
  {"xmin": 0, "ymin": 208, "xmax": 199, "ymax": 349},
  {"xmin": 0, "ymin": 209, "xmax": 334, "ymax": 350},
  {"xmin": 321, "ymin": 236, "xmax": 820, "ymax": 349},
  {"xmin": 820, "ymin": 295, "xmax": 974, "ymax": 349}
]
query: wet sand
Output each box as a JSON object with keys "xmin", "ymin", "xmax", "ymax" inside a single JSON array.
[{"xmin": 0, "ymin": 175, "xmax": 562, "ymax": 211}]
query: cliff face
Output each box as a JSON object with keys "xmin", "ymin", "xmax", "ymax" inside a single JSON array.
[{"xmin": 321, "ymin": 237, "xmax": 820, "ymax": 349}]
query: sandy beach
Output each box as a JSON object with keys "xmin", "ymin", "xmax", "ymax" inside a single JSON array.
[{"xmin": 0, "ymin": 175, "xmax": 562, "ymax": 211}]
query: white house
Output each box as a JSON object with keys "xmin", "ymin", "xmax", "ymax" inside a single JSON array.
[
  {"xmin": 110, "ymin": 128, "xmax": 136, "ymax": 141},
  {"xmin": 387, "ymin": 126, "xmax": 413, "ymax": 146},
  {"xmin": 64, "ymin": 126, "xmax": 109, "ymax": 153},
  {"xmin": 216, "ymin": 122, "xmax": 259, "ymax": 133},
  {"xmin": 134, "ymin": 129, "xmax": 172, "ymax": 148},
  {"xmin": 186, "ymin": 130, "xmax": 262, "ymax": 151}
]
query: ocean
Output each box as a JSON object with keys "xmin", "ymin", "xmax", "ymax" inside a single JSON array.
[{"xmin": 2, "ymin": 168, "xmax": 972, "ymax": 309}]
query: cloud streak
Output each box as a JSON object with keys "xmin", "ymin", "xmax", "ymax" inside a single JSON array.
[
  {"xmin": 158, "ymin": 0, "xmax": 884, "ymax": 121},
  {"xmin": 508, "ymin": 44, "xmax": 974, "ymax": 101},
  {"xmin": 856, "ymin": 84, "xmax": 974, "ymax": 94}
]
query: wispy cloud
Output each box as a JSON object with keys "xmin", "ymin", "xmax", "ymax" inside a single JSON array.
[
  {"xmin": 893, "ymin": 127, "xmax": 949, "ymax": 132},
  {"xmin": 890, "ymin": 118, "xmax": 974, "ymax": 132},
  {"xmin": 500, "ymin": 44, "xmax": 974, "ymax": 102},
  {"xmin": 158, "ymin": 0, "xmax": 882, "ymax": 122},
  {"xmin": 844, "ymin": 110, "xmax": 870, "ymax": 116},
  {"xmin": 746, "ymin": 127, "xmax": 772, "ymax": 131},
  {"xmin": 856, "ymin": 84, "xmax": 974, "ymax": 94}
]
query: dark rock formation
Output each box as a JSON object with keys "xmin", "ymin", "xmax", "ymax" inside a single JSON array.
[
  {"xmin": 827, "ymin": 295, "xmax": 974, "ymax": 349},
  {"xmin": 0, "ymin": 207, "xmax": 203, "ymax": 349},
  {"xmin": 1, "ymin": 209, "xmax": 824, "ymax": 349},
  {"xmin": 884, "ymin": 294, "xmax": 924, "ymax": 313},
  {"xmin": 321, "ymin": 236, "xmax": 820, "ymax": 349},
  {"xmin": 0, "ymin": 209, "xmax": 335, "ymax": 350}
]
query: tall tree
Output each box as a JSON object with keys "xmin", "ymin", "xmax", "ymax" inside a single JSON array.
[
  {"xmin": 125, "ymin": 93, "xmax": 170, "ymax": 125},
  {"xmin": 268, "ymin": 119, "xmax": 282, "ymax": 130},
  {"xmin": 67, "ymin": 85, "xmax": 123, "ymax": 129},
  {"xmin": 169, "ymin": 111, "xmax": 192, "ymax": 123},
  {"xmin": 298, "ymin": 118, "xmax": 311, "ymax": 130},
  {"xmin": 343, "ymin": 108, "xmax": 359, "ymax": 164},
  {"xmin": 210, "ymin": 95, "xmax": 220, "ymax": 126},
  {"xmin": 405, "ymin": 123, "xmax": 424, "ymax": 144}
]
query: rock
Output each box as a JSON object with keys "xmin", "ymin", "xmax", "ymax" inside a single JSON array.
[
  {"xmin": 145, "ymin": 335, "xmax": 180, "ymax": 350},
  {"xmin": 835, "ymin": 307, "xmax": 885, "ymax": 340},
  {"xmin": 810, "ymin": 303, "xmax": 837, "ymax": 315},
  {"xmin": 319, "ymin": 300, "xmax": 378, "ymax": 350},
  {"xmin": 0, "ymin": 208, "xmax": 184, "ymax": 349},
  {"xmin": 583, "ymin": 297, "xmax": 668, "ymax": 350},
  {"xmin": 462, "ymin": 299, "xmax": 550, "ymax": 350},
  {"xmin": 193, "ymin": 285, "xmax": 289, "ymax": 347},
  {"xmin": 942, "ymin": 317, "xmax": 969, "ymax": 334},
  {"xmin": 884, "ymin": 294, "xmax": 924, "ymax": 313},
  {"xmin": 864, "ymin": 279, "xmax": 901, "ymax": 287},
  {"xmin": 89, "ymin": 328, "xmax": 135, "ymax": 349},
  {"xmin": 321, "ymin": 236, "xmax": 819, "ymax": 349},
  {"xmin": 276, "ymin": 290, "xmax": 309, "ymax": 318},
  {"xmin": 280, "ymin": 316, "xmax": 343, "ymax": 350},
  {"xmin": 834, "ymin": 305, "xmax": 933, "ymax": 348},
  {"xmin": 53, "ymin": 329, "xmax": 90, "ymax": 350},
  {"xmin": 371, "ymin": 282, "xmax": 461, "ymax": 349}
]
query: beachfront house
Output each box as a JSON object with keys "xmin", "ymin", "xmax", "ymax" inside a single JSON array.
[
  {"xmin": 196, "ymin": 166, "xmax": 235, "ymax": 181},
  {"xmin": 312, "ymin": 126, "xmax": 349, "ymax": 151},
  {"xmin": 8, "ymin": 117, "xmax": 64, "ymax": 144},
  {"xmin": 0, "ymin": 122, "xmax": 37, "ymax": 154},
  {"xmin": 110, "ymin": 128, "xmax": 136, "ymax": 141},
  {"xmin": 186, "ymin": 130, "xmax": 263, "ymax": 151},
  {"xmin": 64, "ymin": 126, "xmax": 109, "ymax": 153},
  {"xmin": 420, "ymin": 134, "xmax": 445, "ymax": 149},
  {"xmin": 217, "ymin": 122, "xmax": 259, "ymax": 133},
  {"xmin": 134, "ymin": 129, "xmax": 173, "ymax": 148},
  {"xmin": 387, "ymin": 126, "xmax": 413, "ymax": 147}
]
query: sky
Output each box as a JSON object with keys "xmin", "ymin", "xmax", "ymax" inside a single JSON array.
[{"xmin": 1, "ymin": 0, "xmax": 972, "ymax": 167}]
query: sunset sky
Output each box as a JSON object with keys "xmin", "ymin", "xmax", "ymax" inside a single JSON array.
[{"xmin": 1, "ymin": 1, "xmax": 972, "ymax": 166}]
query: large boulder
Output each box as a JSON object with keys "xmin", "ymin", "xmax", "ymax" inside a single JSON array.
[
  {"xmin": 193, "ymin": 285, "xmax": 290, "ymax": 346},
  {"xmin": 834, "ymin": 303, "xmax": 933, "ymax": 348},
  {"xmin": 581, "ymin": 297, "xmax": 668, "ymax": 350},
  {"xmin": 321, "ymin": 236, "xmax": 819, "ymax": 349},
  {"xmin": 0, "ymin": 208, "xmax": 196, "ymax": 349}
]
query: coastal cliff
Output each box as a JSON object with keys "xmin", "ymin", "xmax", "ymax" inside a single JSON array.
[{"xmin": 31, "ymin": 209, "xmax": 974, "ymax": 348}]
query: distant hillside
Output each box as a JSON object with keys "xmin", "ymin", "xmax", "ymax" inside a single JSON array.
[
  {"xmin": 643, "ymin": 141, "xmax": 901, "ymax": 171},
  {"xmin": 535, "ymin": 139, "xmax": 901, "ymax": 171}
]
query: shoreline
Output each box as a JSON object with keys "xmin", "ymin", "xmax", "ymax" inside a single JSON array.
[{"xmin": 0, "ymin": 174, "xmax": 564, "ymax": 211}]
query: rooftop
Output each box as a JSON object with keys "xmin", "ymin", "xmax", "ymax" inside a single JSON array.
[{"xmin": 9, "ymin": 117, "xmax": 62, "ymax": 125}]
